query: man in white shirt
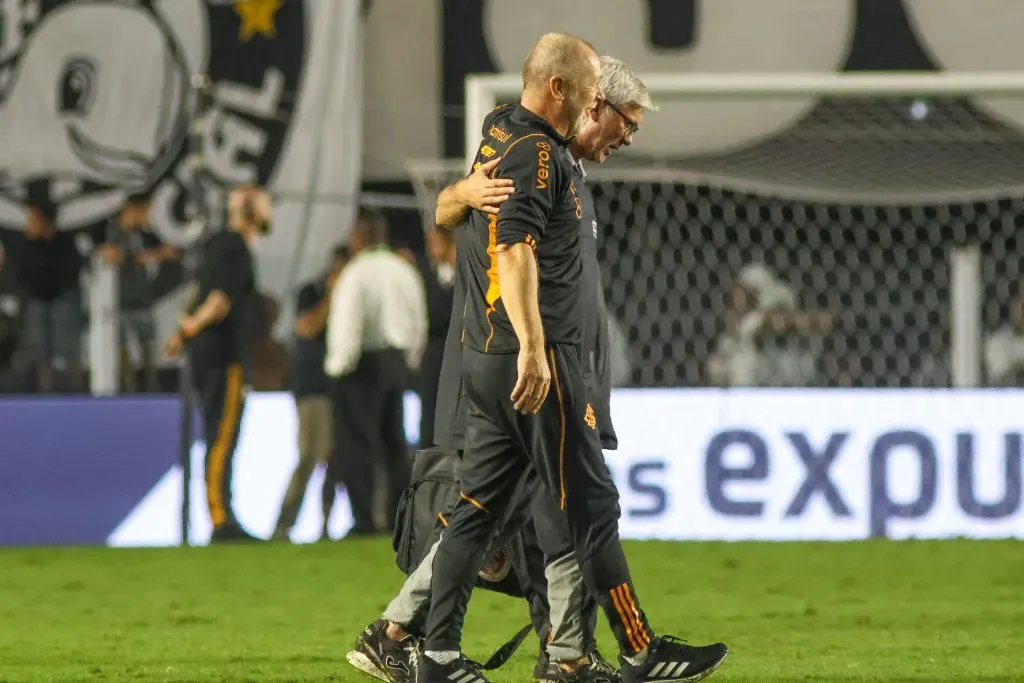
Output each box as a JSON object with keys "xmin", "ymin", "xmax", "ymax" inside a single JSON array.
[
  {"xmin": 986, "ymin": 292, "xmax": 1024, "ymax": 386},
  {"xmin": 707, "ymin": 264, "xmax": 778, "ymax": 387},
  {"xmin": 707, "ymin": 263, "xmax": 831, "ymax": 387},
  {"xmin": 325, "ymin": 210, "xmax": 427, "ymax": 536}
]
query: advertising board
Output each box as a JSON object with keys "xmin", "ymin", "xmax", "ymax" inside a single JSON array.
[{"xmin": 1, "ymin": 391, "xmax": 1020, "ymax": 546}]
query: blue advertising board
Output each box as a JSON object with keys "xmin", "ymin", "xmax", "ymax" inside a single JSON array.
[{"xmin": 1, "ymin": 390, "xmax": 1022, "ymax": 546}]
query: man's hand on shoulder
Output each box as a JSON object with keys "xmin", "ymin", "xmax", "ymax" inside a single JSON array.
[{"xmin": 455, "ymin": 158, "xmax": 514, "ymax": 215}]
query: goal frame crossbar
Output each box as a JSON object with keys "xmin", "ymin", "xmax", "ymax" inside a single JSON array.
[{"xmin": 465, "ymin": 70, "xmax": 1024, "ymax": 170}]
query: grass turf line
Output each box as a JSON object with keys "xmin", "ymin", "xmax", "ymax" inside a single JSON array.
[{"xmin": 0, "ymin": 540, "xmax": 1020, "ymax": 682}]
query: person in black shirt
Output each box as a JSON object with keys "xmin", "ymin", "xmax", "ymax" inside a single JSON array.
[
  {"xmin": 350, "ymin": 56, "xmax": 727, "ymax": 683},
  {"xmin": 350, "ymin": 62, "xmax": 654, "ymax": 674},
  {"xmin": 417, "ymin": 229, "xmax": 457, "ymax": 449},
  {"xmin": 164, "ymin": 186, "xmax": 271, "ymax": 543},
  {"xmin": 350, "ymin": 55, "xmax": 669, "ymax": 680},
  {"xmin": 97, "ymin": 194, "xmax": 180, "ymax": 393},
  {"xmin": 4, "ymin": 203, "xmax": 85, "ymax": 393},
  {"xmin": 0, "ymin": 240, "xmax": 22, "ymax": 383},
  {"xmin": 415, "ymin": 33, "xmax": 599, "ymax": 682},
  {"xmin": 417, "ymin": 37, "xmax": 728, "ymax": 683},
  {"xmin": 273, "ymin": 245, "xmax": 348, "ymax": 542},
  {"xmin": 248, "ymin": 293, "xmax": 290, "ymax": 390},
  {"xmin": 420, "ymin": 38, "xmax": 603, "ymax": 674}
]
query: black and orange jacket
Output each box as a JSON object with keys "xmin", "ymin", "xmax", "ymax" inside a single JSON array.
[{"xmin": 461, "ymin": 104, "xmax": 585, "ymax": 354}]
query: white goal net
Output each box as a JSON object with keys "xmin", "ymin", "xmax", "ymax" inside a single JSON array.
[{"xmin": 410, "ymin": 72, "xmax": 1024, "ymax": 389}]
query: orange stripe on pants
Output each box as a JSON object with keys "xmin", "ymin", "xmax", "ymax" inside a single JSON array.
[
  {"xmin": 460, "ymin": 491, "xmax": 487, "ymax": 512},
  {"xmin": 206, "ymin": 364, "xmax": 244, "ymax": 527},
  {"xmin": 620, "ymin": 584, "xmax": 651, "ymax": 651},
  {"xmin": 610, "ymin": 584, "xmax": 649, "ymax": 653},
  {"xmin": 548, "ymin": 348, "xmax": 567, "ymax": 510}
]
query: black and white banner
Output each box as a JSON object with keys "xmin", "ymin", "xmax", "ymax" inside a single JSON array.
[{"xmin": 0, "ymin": 0, "xmax": 362, "ymax": 342}]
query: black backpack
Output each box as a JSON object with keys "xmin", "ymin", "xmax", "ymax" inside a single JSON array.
[
  {"xmin": 393, "ymin": 446, "xmax": 547, "ymax": 602},
  {"xmin": 393, "ymin": 447, "xmax": 460, "ymax": 575},
  {"xmin": 391, "ymin": 447, "xmax": 536, "ymax": 671}
]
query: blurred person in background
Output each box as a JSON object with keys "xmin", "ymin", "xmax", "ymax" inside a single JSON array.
[
  {"xmin": 3, "ymin": 203, "xmax": 84, "ymax": 393},
  {"xmin": 707, "ymin": 263, "xmax": 832, "ymax": 387},
  {"xmin": 755, "ymin": 277, "xmax": 827, "ymax": 387},
  {"xmin": 96, "ymin": 193, "xmax": 180, "ymax": 393},
  {"xmin": 325, "ymin": 210, "xmax": 426, "ymax": 537},
  {"xmin": 273, "ymin": 245, "xmax": 348, "ymax": 542},
  {"xmin": 164, "ymin": 185, "xmax": 271, "ymax": 543},
  {"xmin": 985, "ymin": 289, "xmax": 1024, "ymax": 386},
  {"xmin": 418, "ymin": 228, "xmax": 456, "ymax": 449},
  {"xmin": 706, "ymin": 264, "xmax": 775, "ymax": 387},
  {"xmin": 248, "ymin": 293, "xmax": 289, "ymax": 390},
  {"xmin": 0, "ymin": 241, "xmax": 22, "ymax": 386}
]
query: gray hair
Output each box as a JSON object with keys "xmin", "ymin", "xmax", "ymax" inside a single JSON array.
[{"xmin": 600, "ymin": 56, "xmax": 658, "ymax": 111}]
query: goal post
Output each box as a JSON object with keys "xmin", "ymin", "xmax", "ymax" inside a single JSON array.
[
  {"xmin": 465, "ymin": 71, "xmax": 1024, "ymax": 176},
  {"xmin": 418, "ymin": 71, "xmax": 1024, "ymax": 389}
]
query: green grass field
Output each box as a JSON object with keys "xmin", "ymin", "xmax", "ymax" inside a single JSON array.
[{"xmin": 0, "ymin": 540, "xmax": 1020, "ymax": 682}]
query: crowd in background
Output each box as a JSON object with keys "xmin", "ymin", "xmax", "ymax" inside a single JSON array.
[
  {"xmin": 2, "ymin": 198, "xmax": 1024, "ymax": 395},
  {"xmin": 0, "ymin": 201, "xmax": 458, "ymax": 398},
  {"xmin": 0, "ymin": 197, "xmax": 456, "ymax": 541},
  {"xmin": 0, "ymin": 196, "xmax": 182, "ymax": 394}
]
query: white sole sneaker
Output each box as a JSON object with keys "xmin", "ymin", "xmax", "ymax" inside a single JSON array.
[{"xmin": 346, "ymin": 649, "xmax": 389, "ymax": 682}]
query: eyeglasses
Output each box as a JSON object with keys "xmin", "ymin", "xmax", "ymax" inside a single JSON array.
[{"xmin": 604, "ymin": 100, "xmax": 639, "ymax": 136}]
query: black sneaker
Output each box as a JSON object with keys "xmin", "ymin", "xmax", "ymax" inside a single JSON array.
[
  {"xmin": 345, "ymin": 618, "xmax": 418, "ymax": 682},
  {"xmin": 534, "ymin": 650, "xmax": 620, "ymax": 682},
  {"xmin": 619, "ymin": 637, "xmax": 728, "ymax": 683},
  {"xmin": 415, "ymin": 653, "xmax": 491, "ymax": 683}
]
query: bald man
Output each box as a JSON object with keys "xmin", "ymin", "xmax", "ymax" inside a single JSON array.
[
  {"xmin": 410, "ymin": 34, "xmax": 727, "ymax": 683},
  {"xmin": 165, "ymin": 185, "xmax": 272, "ymax": 543}
]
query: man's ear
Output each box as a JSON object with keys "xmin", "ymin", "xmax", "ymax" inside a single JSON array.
[{"xmin": 548, "ymin": 75, "xmax": 566, "ymax": 103}]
